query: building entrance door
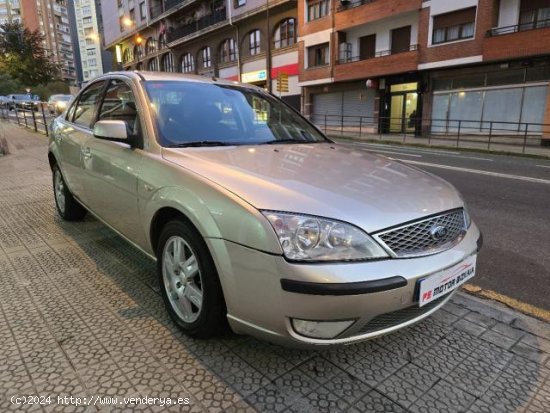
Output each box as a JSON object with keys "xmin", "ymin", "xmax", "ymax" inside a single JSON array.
[{"xmin": 388, "ymin": 82, "xmax": 418, "ymax": 133}]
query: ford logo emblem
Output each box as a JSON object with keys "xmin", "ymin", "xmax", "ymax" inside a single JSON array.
[{"xmin": 430, "ymin": 225, "xmax": 448, "ymax": 241}]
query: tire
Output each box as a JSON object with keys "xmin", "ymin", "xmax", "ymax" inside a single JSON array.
[
  {"xmin": 157, "ymin": 219, "xmax": 228, "ymax": 338},
  {"xmin": 52, "ymin": 164, "xmax": 87, "ymax": 221}
]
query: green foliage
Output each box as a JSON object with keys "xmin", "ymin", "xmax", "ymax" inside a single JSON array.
[
  {"xmin": 0, "ymin": 73, "xmax": 22, "ymax": 95},
  {"xmin": 0, "ymin": 22, "xmax": 61, "ymax": 86},
  {"xmin": 0, "ymin": 73, "xmax": 71, "ymax": 100},
  {"xmin": 31, "ymin": 81, "xmax": 71, "ymax": 101}
]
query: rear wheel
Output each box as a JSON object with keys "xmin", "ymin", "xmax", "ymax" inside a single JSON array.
[
  {"xmin": 157, "ymin": 220, "xmax": 227, "ymax": 338},
  {"xmin": 52, "ymin": 164, "xmax": 87, "ymax": 221}
]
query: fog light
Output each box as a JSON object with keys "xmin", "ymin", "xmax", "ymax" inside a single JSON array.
[{"xmin": 291, "ymin": 319, "xmax": 355, "ymax": 339}]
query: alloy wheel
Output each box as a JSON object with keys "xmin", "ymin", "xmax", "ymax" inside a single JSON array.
[{"xmin": 162, "ymin": 236, "xmax": 204, "ymax": 323}]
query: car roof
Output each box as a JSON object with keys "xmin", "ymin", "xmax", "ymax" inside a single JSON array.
[{"xmin": 98, "ymin": 71, "xmax": 263, "ymax": 91}]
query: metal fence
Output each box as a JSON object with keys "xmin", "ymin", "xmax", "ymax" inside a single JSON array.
[
  {"xmin": 0, "ymin": 103, "xmax": 56, "ymax": 136},
  {"xmin": 308, "ymin": 114, "xmax": 550, "ymax": 153},
  {"xmin": 2, "ymin": 104, "xmax": 549, "ymax": 154}
]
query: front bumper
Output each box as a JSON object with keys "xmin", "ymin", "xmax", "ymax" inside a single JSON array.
[{"xmin": 207, "ymin": 223, "xmax": 480, "ymax": 348}]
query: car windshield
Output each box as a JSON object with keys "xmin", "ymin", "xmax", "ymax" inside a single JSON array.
[
  {"xmin": 12, "ymin": 94, "xmax": 28, "ymax": 100},
  {"xmin": 144, "ymin": 81, "xmax": 328, "ymax": 147},
  {"xmin": 57, "ymin": 95, "xmax": 72, "ymax": 101}
]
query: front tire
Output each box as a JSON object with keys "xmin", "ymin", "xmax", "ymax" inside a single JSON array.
[
  {"xmin": 52, "ymin": 164, "xmax": 87, "ymax": 221},
  {"xmin": 157, "ymin": 220, "xmax": 227, "ymax": 338}
]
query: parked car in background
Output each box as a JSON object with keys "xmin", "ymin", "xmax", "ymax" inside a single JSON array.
[
  {"xmin": 48, "ymin": 71, "xmax": 481, "ymax": 348},
  {"xmin": 0, "ymin": 96, "xmax": 8, "ymax": 108},
  {"xmin": 48, "ymin": 94, "xmax": 73, "ymax": 115},
  {"xmin": 6, "ymin": 94, "xmax": 40, "ymax": 111}
]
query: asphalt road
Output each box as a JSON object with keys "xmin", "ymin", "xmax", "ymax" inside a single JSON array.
[{"xmin": 341, "ymin": 141, "xmax": 550, "ymax": 311}]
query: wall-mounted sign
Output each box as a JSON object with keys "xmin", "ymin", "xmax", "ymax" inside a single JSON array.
[{"xmin": 241, "ymin": 69, "xmax": 267, "ymax": 83}]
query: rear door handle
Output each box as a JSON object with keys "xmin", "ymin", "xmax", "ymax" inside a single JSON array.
[{"xmin": 81, "ymin": 147, "xmax": 92, "ymax": 160}]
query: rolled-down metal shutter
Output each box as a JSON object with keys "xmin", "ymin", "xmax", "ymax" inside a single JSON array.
[
  {"xmin": 343, "ymin": 89, "xmax": 375, "ymax": 126},
  {"xmin": 312, "ymin": 92, "xmax": 342, "ymax": 127}
]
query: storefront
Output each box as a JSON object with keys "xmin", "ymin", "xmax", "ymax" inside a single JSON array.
[{"xmin": 426, "ymin": 59, "xmax": 550, "ymax": 135}]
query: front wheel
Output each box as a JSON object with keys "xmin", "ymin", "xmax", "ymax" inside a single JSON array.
[
  {"xmin": 157, "ymin": 220, "xmax": 228, "ymax": 338},
  {"xmin": 52, "ymin": 164, "xmax": 87, "ymax": 221}
]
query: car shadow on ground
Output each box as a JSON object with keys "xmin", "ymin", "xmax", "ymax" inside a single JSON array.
[{"xmin": 51, "ymin": 211, "xmax": 548, "ymax": 413}]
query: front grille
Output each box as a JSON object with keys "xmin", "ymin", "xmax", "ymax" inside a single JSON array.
[
  {"xmin": 374, "ymin": 209, "xmax": 466, "ymax": 257},
  {"xmin": 358, "ymin": 294, "xmax": 449, "ymax": 335}
]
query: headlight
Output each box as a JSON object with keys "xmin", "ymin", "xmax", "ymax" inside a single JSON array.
[
  {"xmin": 56, "ymin": 101, "xmax": 67, "ymax": 109},
  {"xmin": 261, "ymin": 211, "xmax": 389, "ymax": 261}
]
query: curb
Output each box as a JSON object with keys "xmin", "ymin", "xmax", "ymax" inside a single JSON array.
[{"xmin": 330, "ymin": 135, "xmax": 550, "ymax": 160}]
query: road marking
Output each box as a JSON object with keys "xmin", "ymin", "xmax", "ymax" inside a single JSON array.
[
  {"xmin": 399, "ymin": 159, "xmax": 550, "ymax": 185},
  {"xmin": 536, "ymin": 164, "xmax": 550, "ymax": 169},
  {"xmin": 350, "ymin": 142, "xmax": 494, "ymax": 161},
  {"xmin": 363, "ymin": 149, "xmax": 422, "ymax": 158},
  {"xmin": 463, "ymin": 284, "xmax": 550, "ymax": 322}
]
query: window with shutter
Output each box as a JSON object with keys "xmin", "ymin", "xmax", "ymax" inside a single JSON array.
[{"xmin": 432, "ymin": 7, "xmax": 476, "ymax": 44}]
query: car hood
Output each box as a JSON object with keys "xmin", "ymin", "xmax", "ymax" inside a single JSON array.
[{"xmin": 162, "ymin": 143, "xmax": 463, "ymax": 233}]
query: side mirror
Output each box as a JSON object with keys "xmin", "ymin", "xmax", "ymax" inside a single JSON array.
[{"xmin": 93, "ymin": 120, "xmax": 129, "ymax": 143}]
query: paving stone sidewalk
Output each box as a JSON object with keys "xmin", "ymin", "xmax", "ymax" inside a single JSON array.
[{"xmin": 0, "ymin": 121, "xmax": 549, "ymax": 413}]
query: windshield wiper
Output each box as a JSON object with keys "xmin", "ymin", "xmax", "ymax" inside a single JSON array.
[
  {"xmin": 168, "ymin": 141, "xmax": 231, "ymax": 148},
  {"xmin": 263, "ymin": 138, "xmax": 306, "ymax": 145}
]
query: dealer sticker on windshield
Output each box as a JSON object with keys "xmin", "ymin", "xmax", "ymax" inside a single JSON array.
[{"xmin": 418, "ymin": 255, "xmax": 477, "ymax": 307}]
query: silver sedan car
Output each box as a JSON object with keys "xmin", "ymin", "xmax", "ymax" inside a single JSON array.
[{"xmin": 48, "ymin": 72, "xmax": 481, "ymax": 347}]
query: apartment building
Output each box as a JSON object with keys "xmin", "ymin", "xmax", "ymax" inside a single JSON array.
[
  {"xmin": 73, "ymin": 0, "xmax": 109, "ymax": 83},
  {"xmin": 0, "ymin": 0, "xmax": 22, "ymax": 23},
  {"xmin": 17, "ymin": 0, "xmax": 77, "ymax": 82},
  {"xmin": 299, "ymin": 0, "xmax": 550, "ymax": 137},
  {"xmin": 101, "ymin": 0, "xmax": 300, "ymax": 108}
]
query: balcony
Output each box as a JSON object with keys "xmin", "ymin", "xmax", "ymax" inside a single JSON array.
[
  {"xmin": 150, "ymin": 0, "xmax": 188, "ymax": 20},
  {"xmin": 335, "ymin": 0, "xmax": 421, "ymax": 31},
  {"xmin": 334, "ymin": 45, "xmax": 418, "ymax": 82},
  {"xmin": 484, "ymin": 19, "xmax": 550, "ymax": 61},
  {"xmin": 167, "ymin": 8, "xmax": 226, "ymax": 44}
]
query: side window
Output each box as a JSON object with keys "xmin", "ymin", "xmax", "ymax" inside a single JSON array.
[
  {"xmin": 71, "ymin": 81, "xmax": 106, "ymax": 128},
  {"xmin": 98, "ymin": 79, "xmax": 139, "ymax": 136}
]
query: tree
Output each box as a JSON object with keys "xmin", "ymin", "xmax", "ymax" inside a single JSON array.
[
  {"xmin": 0, "ymin": 73, "xmax": 22, "ymax": 95},
  {"xmin": 0, "ymin": 22, "xmax": 61, "ymax": 87}
]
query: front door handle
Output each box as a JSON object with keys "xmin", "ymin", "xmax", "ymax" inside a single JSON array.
[{"xmin": 81, "ymin": 147, "xmax": 92, "ymax": 160}]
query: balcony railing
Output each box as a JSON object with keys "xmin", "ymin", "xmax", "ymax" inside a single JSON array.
[
  {"xmin": 167, "ymin": 8, "xmax": 226, "ymax": 43},
  {"xmin": 487, "ymin": 19, "xmax": 550, "ymax": 36},
  {"xmin": 150, "ymin": 0, "xmax": 186, "ymax": 19},
  {"xmin": 336, "ymin": 44, "xmax": 418, "ymax": 64},
  {"xmin": 336, "ymin": 0, "xmax": 374, "ymax": 12}
]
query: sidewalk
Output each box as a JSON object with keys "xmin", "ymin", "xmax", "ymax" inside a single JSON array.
[
  {"xmin": 0, "ymin": 120, "xmax": 549, "ymax": 413},
  {"xmin": 326, "ymin": 131, "xmax": 550, "ymax": 159}
]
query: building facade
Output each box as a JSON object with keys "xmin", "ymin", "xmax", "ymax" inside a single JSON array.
[
  {"xmin": 16, "ymin": 0, "xmax": 78, "ymax": 82},
  {"xmin": 0, "ymin": 0, "xmax": 22, "ymax": 24},
  {"xmin": 72, "ymin": 0, "xmax": 107, "ymax": 83},
  {"xmin": 100, "ymin": 0, "xmax": 300, "ymax": 109},
  {"xmin": 298, "ymin": 0, "xmax": 550, "ymax": 138}
]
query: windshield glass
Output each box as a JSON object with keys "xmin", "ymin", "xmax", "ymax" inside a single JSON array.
[{"xmin": 144, "ymin": 81, "xmax": 328, "ymax": 147}]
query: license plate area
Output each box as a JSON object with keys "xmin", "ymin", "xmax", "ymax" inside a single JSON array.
[{"xmin": 417, "ymin": 255, "xmax": 477, "ymax": 307}]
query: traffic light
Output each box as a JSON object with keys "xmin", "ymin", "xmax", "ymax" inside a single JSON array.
[{"xmin": 276, "ymin": 72, "xmax": 289, "ymax": 93}]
